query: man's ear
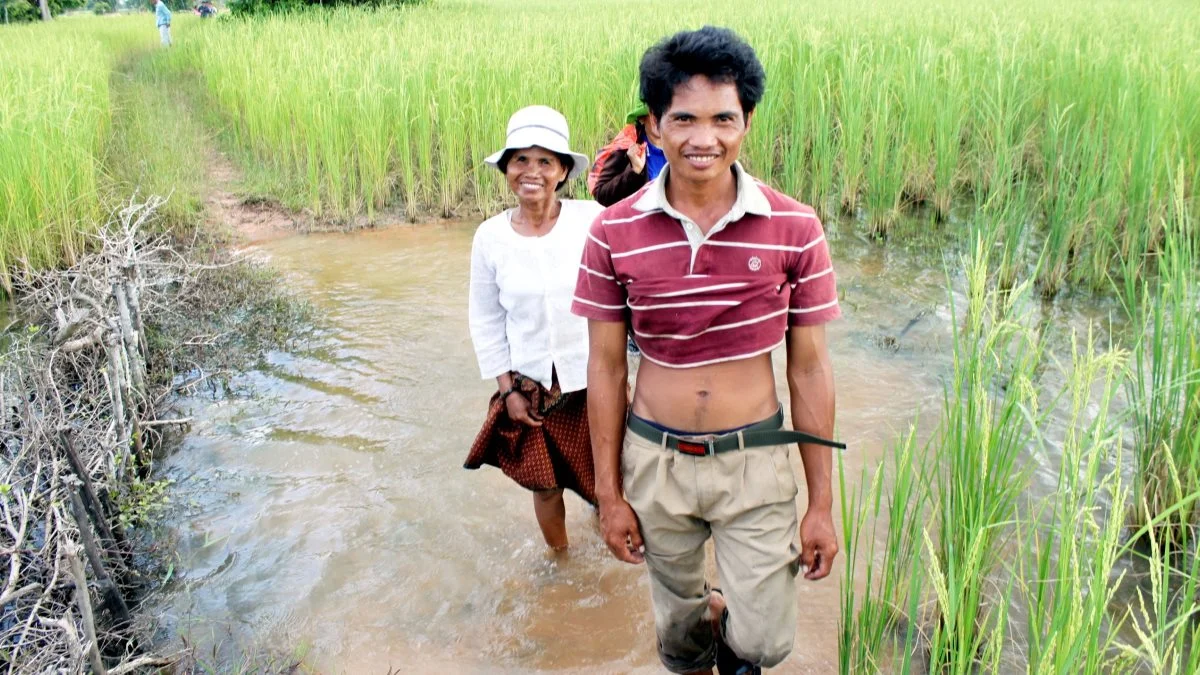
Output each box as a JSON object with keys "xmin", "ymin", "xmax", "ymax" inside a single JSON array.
[{"xmin": 744, "ymin": 110, "xmax": 754, "ymax": 132}]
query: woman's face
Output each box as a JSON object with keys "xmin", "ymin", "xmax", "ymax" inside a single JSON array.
[{"xmin": 505, "ymin": 146, "xmax": 568, "ymax": 203}]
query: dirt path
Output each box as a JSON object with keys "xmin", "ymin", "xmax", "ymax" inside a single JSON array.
[{"xmin": 202, "ymin": 148, "xmax": 298, "ymax": 248}]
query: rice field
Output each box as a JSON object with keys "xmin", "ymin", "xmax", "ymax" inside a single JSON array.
[
  {"xmin": 840, "ymin": 234, "xmax": 1200, "ymax": 673},
  {"xmin": 155, "ymin": 0, "xmax": 1200, "ymax": 295},
  {"xmin": 1, "ymin": 1, "xmax": 1198, "ymax": 671},
  {"xmin": 0, "ymin": 14, "xmax": 181, "ymax": 291}
]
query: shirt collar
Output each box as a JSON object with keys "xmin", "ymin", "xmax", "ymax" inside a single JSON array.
[{"xmin": 631, "ymin": 161, "xmax": 771, "ymax": 219}]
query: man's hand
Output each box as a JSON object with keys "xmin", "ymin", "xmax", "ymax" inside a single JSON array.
[
  {"xmin": 599, "ymin": 498, "xmax": 645, "ymax": 564},
  {"xmin": 626, "ymin": 143, "xmax": 647, "ymax": 175},
  {"xmin": 798, "ymin": 507, "xmax": 837, "ymax": 580}
]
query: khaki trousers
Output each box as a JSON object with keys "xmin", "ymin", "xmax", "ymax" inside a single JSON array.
[{"xmin": 622, "ymin": 429, "xmax": 802, "ymax": 672}]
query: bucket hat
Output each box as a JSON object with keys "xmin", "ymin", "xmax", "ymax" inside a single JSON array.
[{"xmin": 484, "ymin": 105, "xmax": 590, "ymax": 180}]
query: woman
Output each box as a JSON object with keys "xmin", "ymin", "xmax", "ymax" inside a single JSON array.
[{"xmin": 464, "ymin": 105, "xmax": 603, "ymax": 552}]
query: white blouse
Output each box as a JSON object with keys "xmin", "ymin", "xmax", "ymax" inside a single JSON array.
[{"xmin": 468, "ymin": 199, "xmax": 604, "ymax": 393}]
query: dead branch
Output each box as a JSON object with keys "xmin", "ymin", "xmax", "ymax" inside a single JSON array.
[
  {"xmin": 1, "ymin": 196, "xmax": 204, "ymax": 673},
  {"xmin": 66, "ymin": 545, "xmax": 108, "ymax": 675}
]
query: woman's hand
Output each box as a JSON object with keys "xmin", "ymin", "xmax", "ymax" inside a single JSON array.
[
  {"xmin": 505, "ymin": 391, "xmax": 544, "ymax": 427},
  {"xmin": 626, "ymin": 143, "xmax": 647, "ymax": 175}
]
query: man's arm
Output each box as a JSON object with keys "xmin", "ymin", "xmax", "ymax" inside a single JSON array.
[
  {"xmin": 588, "ymin": 319, "xmax": 644, "ymax": 564},
  {"xmin": 785, "ymin": 323, "xmax": 837, "ymax": 580}
]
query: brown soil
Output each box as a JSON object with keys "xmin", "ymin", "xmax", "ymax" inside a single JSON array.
[{"xmin": 203, "ymin": 149, "xmax": 298, "ymax": 247}]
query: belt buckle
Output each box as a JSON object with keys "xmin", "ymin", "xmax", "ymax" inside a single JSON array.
[{"xmin": 675, "ymin": 434, "xmax": 716, "ymax": 457}]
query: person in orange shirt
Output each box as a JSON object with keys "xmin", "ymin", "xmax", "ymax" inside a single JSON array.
[{"xmin": 587, "ymin": 103, "xmax": 667, "ymax": 207}]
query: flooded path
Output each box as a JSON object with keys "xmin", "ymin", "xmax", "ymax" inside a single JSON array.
[{"xmin": 148, "ymin": 222, "xmax": 1116, "ymax": 673}]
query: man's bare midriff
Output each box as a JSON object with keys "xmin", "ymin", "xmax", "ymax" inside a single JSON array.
[{"xmin": 631, "ymin": 353, "xmax": 779, "ymax": 433}]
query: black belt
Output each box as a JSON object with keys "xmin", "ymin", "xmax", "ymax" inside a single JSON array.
[{"xmin": 626, "ymin": 408, "xmax": 847, "ymax": 457}]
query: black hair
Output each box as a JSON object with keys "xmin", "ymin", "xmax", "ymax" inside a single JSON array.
[
  {"xmin": 497, "ymin": 147, "xmax": 574, "ymax": 192},
  {"xmin": 639, "ymin": 26, "xmax": 766, "ymax": 120}
]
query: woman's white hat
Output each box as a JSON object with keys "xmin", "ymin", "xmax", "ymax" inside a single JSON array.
[{"xmin": 484, "ymin": 105, "xmax": 591, "ymax": 181}]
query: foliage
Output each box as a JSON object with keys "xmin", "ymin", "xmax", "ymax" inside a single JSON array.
[{"xmin": 227, "ymin": 0, "xmax": 425, "ymax": 17}]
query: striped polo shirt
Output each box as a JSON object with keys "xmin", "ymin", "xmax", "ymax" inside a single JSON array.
[{"xmin": 571, "ymin": 163, "xmax": 840, "ymax": 368}]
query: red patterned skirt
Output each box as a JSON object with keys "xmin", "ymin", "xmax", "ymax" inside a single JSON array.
[{"xmin": 463, "ymin": 376, "xmax": 596, "ymax": 506}]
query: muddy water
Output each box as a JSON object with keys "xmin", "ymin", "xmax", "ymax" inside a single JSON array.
[{"xmin": 148, "ymin": 223, "xmax": 1098, "ymax": 673}]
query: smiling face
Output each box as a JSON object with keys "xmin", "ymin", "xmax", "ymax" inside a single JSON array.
[
  {"xmin": 503, "ymin": 146, "xmax": 569, "ymax": 203},
  {"xmin": 648, "ymin": 75, "xmax": 752, "ymax": 188}
]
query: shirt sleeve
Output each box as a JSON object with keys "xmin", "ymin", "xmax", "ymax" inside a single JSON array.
[
  {"xmin": 788, "ymin": 217, "xmax": 841, "ymax": 326},
  {"xmin": 467, "ymin": 228, "xmax": 512, "ymax": 379},
  {"xmin": 571, "ymin": 217, "xmax": 628, "ymax": 322}
]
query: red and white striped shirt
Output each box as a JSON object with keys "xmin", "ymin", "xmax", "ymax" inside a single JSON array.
[{"xmin": 571, "ymin": 163, "xmax": 840, "ymax": 368}]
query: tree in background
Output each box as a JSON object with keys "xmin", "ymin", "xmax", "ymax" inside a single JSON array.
[{"xmin": 2, "ymin": 0, "xmax": 85, "ymax": 22}]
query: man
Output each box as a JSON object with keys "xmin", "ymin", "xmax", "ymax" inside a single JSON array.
[
  {"xmin": 572, "ymin": 26, "xmax": 843, "ymax": 675},
  {"xmin": 154, "ymin": 0, "xmax": 172, "ymax": 47}
]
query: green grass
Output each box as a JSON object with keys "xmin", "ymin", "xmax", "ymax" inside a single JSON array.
[{"xmin": 103, "ymin": 54, "xmax": 210, "ymax": 232}]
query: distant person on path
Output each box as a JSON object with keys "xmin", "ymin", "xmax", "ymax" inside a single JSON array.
[
  {"xmin": 196, "ymin": 0, "xmax": 216, "ymax": 18},
  {"xmin": 574, "ymin": 27, "xmax": 845, "ymax": 674},
  {"xmin": 464, "ymin": 105, "xmax": 604, "ymax": 553},
  {"xmin": 154, "ymin": 0, "xmax": 172, "ymax": 46},
  {"xmin": 588, "ymin": 101, "xmax": 667, "ymax": 207}
]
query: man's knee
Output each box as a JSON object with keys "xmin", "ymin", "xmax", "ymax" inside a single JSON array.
[{"xmin": 726, "ymin": 616, "xmax": 794, "ymax": 668}]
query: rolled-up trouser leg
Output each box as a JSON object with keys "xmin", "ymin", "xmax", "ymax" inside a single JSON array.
[{"xmin": 710, "ymin": 443, "xmax": 802, "ymax": 668}]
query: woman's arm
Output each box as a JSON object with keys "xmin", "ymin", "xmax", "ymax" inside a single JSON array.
[
  {"xmin": 468, "ymin": 230, "xmax": 512, "ymax": 383},
  {"xmin": 468, "ymin": 228, "xmax": 543, "ymax": 426}
]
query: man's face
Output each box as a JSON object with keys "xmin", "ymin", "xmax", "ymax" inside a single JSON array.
[{"xmin": 648, "ymin": 75, "xmax": 751, "ymax": 186}]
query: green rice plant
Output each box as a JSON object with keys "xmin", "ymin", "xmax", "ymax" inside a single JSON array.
[
  {"xmin": 740, "ymin": 35, "xmax": 785, "ymax": 184},
  {"xmin": 894, "ymin": 38, "xmax": 938, "ymax": 211},
  {"xmin": 1123, "ymin": 493, "xmax": 1200, "ymax": 674},
  {"xmin": 7, "ymin": 0, "xmax": 1195, "ymax": 292},
  {"xmin": 1, "ymin": 28, "xmax": 109, "ymax": 287},
  {"xmin": 930, "ymin": 53, "xmax": 967, "ymax": 221},
  {"xmin": 923, "ymin": 237, "xmax": 1046, "ymax": 673},
  {"xmin": 1017, "ymin": 329, "xmax": 1138, "ymax": 674},
  {"xmin": 124, "ymin": 0, "xmax": 1199, "ymax": 295},
  {"xmin": 969, "ymin": 36, "xmax": 1035, "ymax": 215},
  {"xmin": 0, "ymin": 15, "xmax": 158, "ymax": 292},
  {"xmin": 864, "ymin": 75, "xmax": 907, "ymax": 238},
  {"xmin": 771, "ymin": 36, "xmax": 807, "ymax": 201},
  {"xmin": 807, "ymin": 74, "xmax": 839, "ymax": 219},
  {"xmin": 833, "ymin": 40, "xmax": 871, "ymax": 215},
  {"xmin": 838, "ymin": 423, "xmax": 932, "ymax": 675},
  {"xmin": 1125, "ymin": 191, "xmax": 1200, "ymax": 552},
  {"xmin": 1034, "ymin": 101, "xmax": 1100, "ymax": 297}
]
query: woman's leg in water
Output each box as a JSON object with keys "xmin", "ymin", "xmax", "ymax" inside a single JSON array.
[{"xmin": 533, "ymin": 488, "xmax": 568, "ymax": 550}]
